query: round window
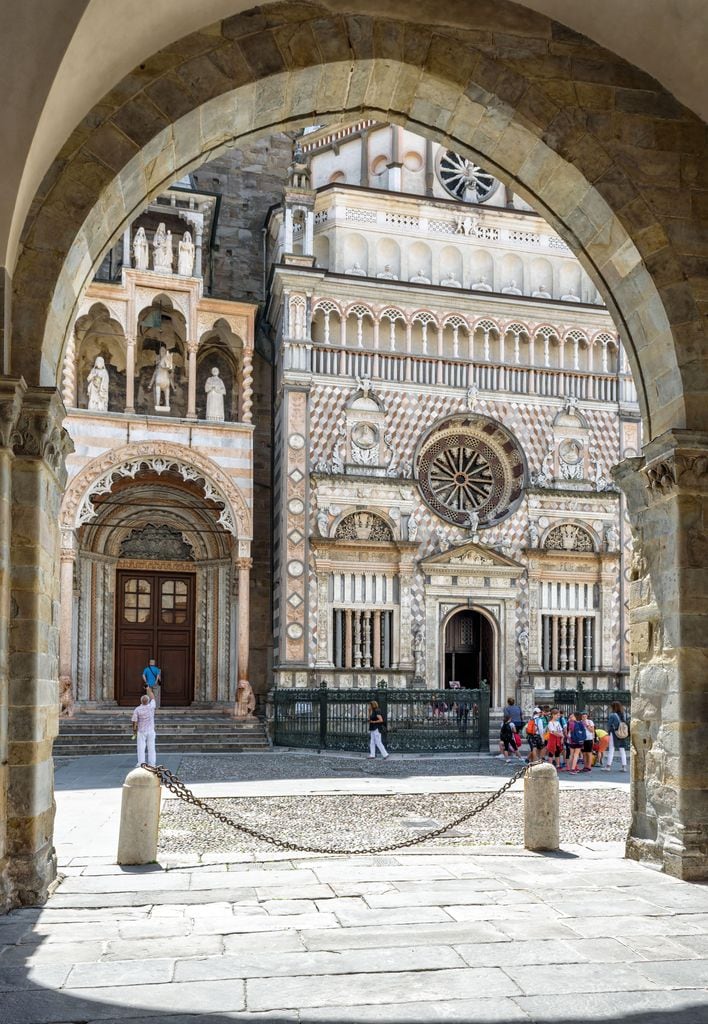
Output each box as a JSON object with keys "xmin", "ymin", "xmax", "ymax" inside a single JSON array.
[{"xmin": 435, "ymin": 150, "xmax": 499, "ymax": 203}]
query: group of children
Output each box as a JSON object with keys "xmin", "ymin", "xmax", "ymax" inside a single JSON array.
[{"xmin": 497, "ymin": 700, "xmax": 629, "ymax": 773}]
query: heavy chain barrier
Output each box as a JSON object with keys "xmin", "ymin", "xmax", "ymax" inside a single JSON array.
[{"xmin": 142, "ymin": 761, "xmax": 531, "ymax": 855}]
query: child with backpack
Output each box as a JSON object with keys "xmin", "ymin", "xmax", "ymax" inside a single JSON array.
[
  {"xmin": 525, "ymin": 706, "xmax": 547, "ymax": 763},
  {"xmin": 546, "ymin": 708, "xmax": 565, "ymax": 769},
  {"xmin": 567, "ymin": 713, "xmax": 587, "ymax": 773},
  {"xmin": 496, "ymin": 713, "xmax": 521, "ymax": 762}
]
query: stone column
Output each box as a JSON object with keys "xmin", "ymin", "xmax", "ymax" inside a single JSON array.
[
  {"xmin": 236, "ymin": 556, "xmax": 252, "ymax": 689},
  {"xmin": 186, "ymin": 341, "xmax": 198, "ymax": 420},
  {"xmin": 614, "ymin": 433, "xmax": 708, "ymax": 880},
  {"xmin": 0, "ymin": 379, "xmax": 25, "ymax": 913},
  {"xmin": 241, "ymin": 350, "xmax": 253, "ymax": 423},
  {"xmin": 58, "ymin": 530, "xmax": 77, "ymax": 718},
  {"xmin": 125, "ymin": 337, "xmax": 136, "ymax": 414},
  {"xmin": 6, "ymin": 386, "xmax": 72, "ymax": 907}
]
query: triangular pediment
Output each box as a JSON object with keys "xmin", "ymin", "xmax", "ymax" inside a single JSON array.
[{"xmin": 421, "ymin": 540, "xmax": 525, "ymax": 572}]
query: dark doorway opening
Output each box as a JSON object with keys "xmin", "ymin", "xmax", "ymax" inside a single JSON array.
[{"xmin": 444, "ymin": 609, "xmax": 494, "ymax": 691}]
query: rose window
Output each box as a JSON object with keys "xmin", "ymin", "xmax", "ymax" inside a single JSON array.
[
  {"xmin": 417, "ymin": 415, "xmax": 526, "ymax": 528},
  {"xmin": 436, "ymin": 150, "xmax": 499, "ymax": 203}
]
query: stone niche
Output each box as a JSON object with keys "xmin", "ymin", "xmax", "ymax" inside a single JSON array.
[{"xmin": 343, "ymin": 381, "xmax": 391, "ymax": 476}]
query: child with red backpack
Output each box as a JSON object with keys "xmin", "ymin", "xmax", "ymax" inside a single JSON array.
[
  {"xmin": 524, "ymin": 706, "xmax": 547, "ymax": 763},
  {"xmin": 546, "ymin": 708, "xmax": 565, "ymax": 769},
  {"xmin": 567, "ymin": 713, "xmax": 587, "ymax": 773}
]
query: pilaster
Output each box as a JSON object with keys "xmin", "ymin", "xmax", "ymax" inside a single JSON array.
[{"xmin": 614, "ymin": 431, "xmax": 708, "ymax": 880}]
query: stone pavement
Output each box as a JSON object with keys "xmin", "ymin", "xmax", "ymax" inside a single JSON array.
[{"xmin": 1, "ymin": 752, "xmax": 700, "ymax": 1023}]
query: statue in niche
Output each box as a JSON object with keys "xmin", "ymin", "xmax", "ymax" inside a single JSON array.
[
  {"xmin": 205, "ymin": 367, "xmax": 226, "ymax": 422},
  {"xmin": 177, "ymin": 231, "xmax": 195, "ymax": 276},
  {"xmin": 407, "ymin": 516, "xmax": 418, "ymax": 542},
  {"xmin": 561, "ymin": 290, "xmax": 581, "ymax": 302},
  {"xmin": 501, "ymin": 278, "xmax": 522, "ymax": 295},
  {"xmin": 465, "ymin": 509, "xmax": 480, "ymax": 539},
  {"xmin": 605, "ymin": 522, "xmax": 619, "ymax": 551},
  {"xmin": 518, "ymin": 629, "xmax": 530, "ymax": 672},
  {"xmin": 234, "ymin": 678, "xmax": 256, "ymax": 719},
  {"xmin": 532, "ymin": 444, "xmax": 555, "ymax": 487},
  {"xmin": 346, "ymin": 261, "xmax": 366, "ymax": 276},
  {"xmin": 532, "ymin": 284, "xmax": 551, "ymax": 298},
  {"xmin": 132, "ymin": 226, "xmax": 149, "ymax": 271},
  {"xmin": 86, "ymin": 356, "xmax": 110, "ymax": 411},
  {"xmin": 288, "ymin": 142, "xmax": 310, "ymax": 188},
  {"xmin": 471, "ymin": 274, "xmax": 492, "ymax": 292},
  {"xmin": 152, "ymin": 222, "xmax": 173, "ymax": 273},
  {"xmin": 413, "ymin": 629, "xmax": 425, "ymax": 678},
  {"xmin": 410, "ymin": 268, "xmax": 431, "ymax": 284},
  {"xmin": 528, "ymin": 520, "xmax": 539, "ymax": 547},
  {"xmin": 440, "ymin": 272, "xmax": 462, "ymax": 288},
  {"xmin": 466, "ymin": 383, "xmax": 480, "ymax": 411},
  {"xmin": 376, "ymin": 264, "xmax": 398, "ymax": 280},
  {"xmin": 150, "ymin": 344, "xmax": 174, "ymax": 411}
]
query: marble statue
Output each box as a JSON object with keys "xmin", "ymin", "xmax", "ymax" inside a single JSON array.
[
  {"xmin": 471, "ymin": 274, "xmax": 492, "ymax": 291},
  {"xmin": 605, "ymin": 522, "xmax": 619, "ymax": 551},
  {"xmin": 346, "ymin": 261, "xmax": 366, "ymax": 276},
  {"xmin": 86, "ymin": 356, "xmax": 109, "ymax": 411},
  {"xmin": 455, "ymin": 214, "xmax": 478, "ymax": 236},
  {"xmin": 177, "ymin": 231, "xmax": 195, "ymax": 276},
  {"xmin": 501, "ymin": 278, "xmax": 522, "ymax": 295},
  {"xmin": 150, "ymin": 344, "xmax": 174, "ymax": 411},
  {"xmin": 132, "ymin": 226, "xmax": 149, "ymax": 271},
  {"xmin": 152, "ymin": 223, "xmax": 173, "ymax": 273},
  {"xmin": 466, "ymin": 383, "xmax": 480, "ymax": 411},
  {"xmin": 410, "ymin": 268, "xmax": 431, "ymax": 284},
  {"xmin": 440, "ymin": 272, "xmax": 462, "ymax": 288},
  {"xmin": 518, "ymin": 629, "xmax": 530, "ymax": 671},
  {"xmin": 561, "ymin": 290, "xmax": 581, "ymax": 302},
  {"xmin": 532, "ymin": 285, "xmax": 551, "ymax": 298},
  {"xmin": 316, "ymin": 509, "xmax": 329, "ymax": 537},
  {"xmin": 413, "ymin": 630, "xmax": 425, "ymax": 678},
  {"xmin": 355, "ymin": 374, "xmax": 374, "ymax": 399},
  {"xmin": 528, "ymin": 520, "xmax": 539, "ymax": 547},
  {"xmin": 466, "ymin": 510, "xmax": 480, "ymax": 538},
  {"xmin": 407, "ymin": 516, "xmax": 418, "ymax": 542},
  {"xmin": 205, "ymin": 367, "xmax": 226, "ymax": 422},
  {"xmin": 234, "ymin": 678, "xmax": 256, "ymax": 719},
  {"xmin": 376, "ymin": 264, "xmax": 398, "ymax": 280}
]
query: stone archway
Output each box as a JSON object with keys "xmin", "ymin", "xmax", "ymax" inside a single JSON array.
[{"xmin": 2, "ymin": 2, "xmax": 707, "ymax": 910}]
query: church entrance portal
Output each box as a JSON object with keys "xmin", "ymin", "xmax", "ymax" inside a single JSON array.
[
  {"xmin": 115, "ymin": 569, "xmax": 195, "ymax": 707},
  {"xmin": 444, "ymin": 610, "xmax": 494, "ymax": 692}
]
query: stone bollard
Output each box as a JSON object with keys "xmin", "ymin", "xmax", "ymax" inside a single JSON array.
[
  {"xmin": 117, "ymin": 767, "xmax": 161, "ymax": 865},
  {"xmin": 524, "ymin": 762, "xmax": 559, "ymax": 851}
]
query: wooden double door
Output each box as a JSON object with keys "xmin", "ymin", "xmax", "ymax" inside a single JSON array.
[
  {"xmin": 444, "ymin": 610, "xmax": 494, "ymax": 690},
  {"xmin": 115, "ymin": 569, "xmax": 195, "ymax": 707}
]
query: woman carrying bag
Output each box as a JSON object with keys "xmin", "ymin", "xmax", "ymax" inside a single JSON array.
[{"xmin": 368, "ymin": 700, "xmax": 390, "ymax": 760}]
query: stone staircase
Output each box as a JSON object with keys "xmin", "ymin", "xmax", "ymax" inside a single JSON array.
[{"xmin": 54, "ymin": 709, "xmax": 270, "ymax": 756}]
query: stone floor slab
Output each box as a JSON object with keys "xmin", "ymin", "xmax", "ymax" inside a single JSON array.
[
  {"xmin": 300, "ymin": 997, "xmax": 532, "ymax": 1022},
  {"xmin": 246, "ymin": 966, "xmax": 521, "ymax": 1012},
  {"xmin": 103, "ymin": 935, "xmax": 224, "ymax": 961},
  {"xmin": 300, "ymin": 920, "xmax": 507, "ymax": 951},
  {"xmin": 504, "ymin": 960, "xmax": 661, "ymax": 995},
  {"xmin": 513, "ymin": 988, "xmax": 708, "ymax": 1024},
  {"xmin": 0, "ymin": 963, "xmax": 71, "ymax": 991},
  {"xmin": 326, "ymin": 905, "xmax": 453, "ymax": 927},
  {"xmin": 631, "ymin": 958, "xmax": 708, "ymax": 988}
]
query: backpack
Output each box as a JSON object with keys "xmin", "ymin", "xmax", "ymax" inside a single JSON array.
[
  {"xmin": 571, "ymin": 720, "xmax": 586, "ymax": 744},
  {"xmin": 525, "ymin": 718, "xmax": 536, "ymax": 735},
  {"xmin": 615, "ymin": 718, "xmax": 629, "ymax": 740}
]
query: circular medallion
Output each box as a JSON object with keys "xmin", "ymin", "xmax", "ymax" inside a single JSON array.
[
  {"xmin": 559, "ymin": 438, "xmax": 583, "ymax": 465},
  {"xmin": 288, "ymin": 433, "xmax": 305, "ymax": 450},
  {"xmin": 287, "ymin": 560, "xmax": 304, "ymax": 578},
  {"xmin": 288, "ymin": 498, "xmax": 304, "ymax": 515},
  {"xmin": 286, "ymin": 623, "xmax": 303, "ymax": 640},
  {"xmin": 351, "ymin": 422, "xmax": 379, "ymax": 450},
  {"xmin": 416, "ymin": 414, "xmax": 525, "ymax": 528},
  {"xmin": 435, "ymin": 150, "xmax": 500, "ymax": 203}
]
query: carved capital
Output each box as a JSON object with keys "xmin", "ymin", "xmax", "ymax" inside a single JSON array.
[
  {"xmin": 641, "ymin": 432, "xmax": 708, "ymax": 498},
  {"xmin": 10, "ymin": 386, "xmax": 73, "ymax": 482},
  {"xmin": 237, "ymin": 557, "xmax": 253, "ymax": 572},
  {"xmin": 0, "ymin": 377, "xmax": 26, "ymax": 449}
]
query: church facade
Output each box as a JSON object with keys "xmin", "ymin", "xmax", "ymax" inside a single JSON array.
[{"xmin": 59, "ymin": 121, "xmax": 639, "ymax": 716}]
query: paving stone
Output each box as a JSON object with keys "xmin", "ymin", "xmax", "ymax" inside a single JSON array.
[
  {"xmin": 311, "ymin": 864, "xmax": 456, "ymax": 883},
  {"xmin": 559, "ymin": 913, "xmax": 706, "ymax": 938},
  {"xmin": 364, "ymin": 890, "xmax": 506, "ymax": 909},
  {"xmin": 103, "ymin": 935, "xmax": 224, "ymax": 961},
  {"xmin": 256, "ymin": 883, "xmax": 334, "ymax": 901},
  {"xmin": 246, "ymin": 966, "xmax": 522, "ymax": 1012},
  {"xmin": 1, "ymin": 979, "xmax": 246, "ymax": 1022},
  {"xmin": 300, "ymin": 997, "xmax": 531, "ymax": 1022},
  {"xmin": 496, "ymin": 917, "xmax": 586, "ymax": 941},
  {"xmin": 0, "ymin": 963, "xmax": 71, "ymax": 991},
  {"xmin": 222, "ymin": 931, "xmax": 306, "ymax": 955},
  {"xmin": 300, "ymin": 921, "xmax": 508, "ymax": 951},
  {"xmin": 325, "ymin": 905, "xmax": 453, "ymax": 928},
  {"xmin": 550, "ymin": 896, "xmax": 675, "ymax": 918},
  {"xmin": 513, "ymin": 989, "xmax": 708, "ymax": 1024},
  {"xmin": 175, "ymin": 944, "xmax": 465, "ymax": 982},
  {"xmin": 632, "ymin": 958, "xmax": 708, "ymax": 988},
  {"xmin": 260, "ymin": 899, "xmax": 317, "ymax": 915},
  {"xmin": 17, "ymin": 921, "xmax": 124, "ymax": 944},
  {"xmin": 454, "ymin": 938, "xmax": 603, "ymax": 967},
  {"xmin": 58, "ymin": 873, "xmax": 191, "ymax": 893},
  {"xmin": 504, "ymin": 960, "xmax": 661, "ymax": 995},
  {"xmin": 623, "ymin": 935, "xmax": 705, "ymax": 960},
  {"xmin": 191, "ymin": 869, "xmax": 319, "ymax": 889},
  {"xmin": 192, "ymin": 912, "xmax": 340, "ymax": 935},
  {"xmin": 66, "ymin": 957, "xmax": 175, "ymax": 988},
  {"xmin": 0, "ymin": 940, "xmax": 105, "ymax": 966}
]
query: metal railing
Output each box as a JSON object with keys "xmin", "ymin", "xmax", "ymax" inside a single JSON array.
[{"xmin": 273, "ymin": 683, "xmax": 490, "ymax": 753}]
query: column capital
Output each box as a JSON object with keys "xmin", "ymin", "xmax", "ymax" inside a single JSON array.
[
  {"xmin": 0, "ymin": 376, "xmax": 26, "ymax": 449},
  {"xmin": 236, "ymin": 557, "xmax": 253, "ymax": 572},
  {"xmin": 9, "ymin": 386, "xmax": 73, "ymax": 482}
]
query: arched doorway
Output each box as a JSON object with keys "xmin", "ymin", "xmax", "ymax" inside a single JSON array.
[{"xmin": 444, "ymin": 609, "xmax": 495, "ymax": 693}]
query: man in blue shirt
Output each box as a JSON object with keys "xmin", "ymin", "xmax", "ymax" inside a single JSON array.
[{"xmin": 142, "ymin": 659, "xmax": 162, "ymax": 708}]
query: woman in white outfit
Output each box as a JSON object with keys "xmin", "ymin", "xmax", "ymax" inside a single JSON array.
[
  {"xmin": 131, "ymin": 688, "xmax": 157, "ymax": 767},
  {"xmin": 368, "ymin": 700, "xmax": 389, "ymax": 759}
]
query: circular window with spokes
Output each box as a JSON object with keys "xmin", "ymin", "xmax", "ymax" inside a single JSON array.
[
  {"xmin": 436, "ymin": 150, "xmax": 500, "ymax": 204},
  {"xmin": 416, "ymin": 415, "xmax": 526, "ymax": 528}
]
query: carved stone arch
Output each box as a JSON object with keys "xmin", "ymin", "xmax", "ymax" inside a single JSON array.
[
  {"xmin": 60, "ymin": 441, "xmax": 252, "ymax": 540},
  {"xmin": 542, "ymin": 522, "xmax": 598, "ymax": 553},
  {"xmin": 333, "ymin": 509, "xmax": 395, "ymax": 542}
]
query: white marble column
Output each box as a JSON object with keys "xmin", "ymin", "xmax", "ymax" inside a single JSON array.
[
  {"xmin": 236, "ymin": 556, "xmax": 252, "ymax": 687},
  {"xmin": 241, "ymin": 350, "xmax": 253, "ymax": 423},
  {"xmin": 125, "ymin": 337, "xmax": 136, "ymax": 414},
  {"xmin": 186, "ymin": 342, "xmax": 198, "ymax": 419}
]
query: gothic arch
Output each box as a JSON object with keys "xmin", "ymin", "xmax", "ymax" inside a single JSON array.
[{"xmin": 60, "ymin": 441, "xmax": 252, "ymax": 540}]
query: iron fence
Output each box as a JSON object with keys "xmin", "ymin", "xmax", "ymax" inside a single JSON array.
[
  {"xmin": 553, "ymin": 680, "xmax": 631, "ymax": 730},
  {"xmin": 273, "ymin": 683, "xmax": 490, "ymax": 753}
]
